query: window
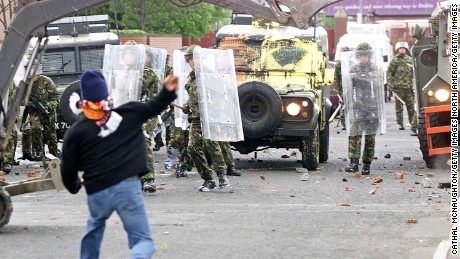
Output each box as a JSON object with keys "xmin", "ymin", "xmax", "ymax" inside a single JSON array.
[
  {"xmin": 42, "ymin": 49, "xmax": 76, "ymax": 74},
  {"xmin": 80, "ymin": 47, "xmax": 105, "ymax": 71}
]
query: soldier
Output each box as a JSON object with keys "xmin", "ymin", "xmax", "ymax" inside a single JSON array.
[
  {"xmin": 219, "ymin": 142, "xmax": 241, "ymax": 176},
  {"xmin": 125, "ymin": 41, "xmax": 161, "ymax": 193},
  {"xmin": 334, "ymin": 46, "xmax": 352, "ymax": 130},
  {"xmin": 22, "ymin": 63, "xmax": 59, "ymax": 160},
  {"xmin": 167, "ymin": 107, "xmax": 193, "ymax": 177},
  {"xmin": 182, "ymin": 45, "xmax": 229, "ymax": 191},
  {"xmin": 345, "ymin": 42, "xmax": 383, "ymax": 175},
  {"xmin": 2, "ymin": 82, "xmax": 18, "ymax": 173},
  {"xmin": 386, "ymin": 41, "xmax": 418, "ymax": 136}
]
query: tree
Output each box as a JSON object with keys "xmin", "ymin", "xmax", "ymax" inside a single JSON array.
[{"xmin": 86, "ymin": 0, "xmax": 229, "ymax": 39}]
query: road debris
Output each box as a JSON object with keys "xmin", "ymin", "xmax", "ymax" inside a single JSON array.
[
  {"xmin": 369, "ymin": 189, "xmax": 377, "ymax": 194},
  {"xmin": 27, "ymin": 169, "xmax": 40, "ymax": 177},
  {"xmin": 340, "ymin": 203, "xmax": 352, "ymax": 207},
  {"xmin": 259, "ymin": 175, "xmax": 266, "ymax": 180},
  {"xmin": 345, "ymin": 187, "xmax": 354, "ymax": 192},
  {"xmin": 388, "ymin": 170, "xmax": 394, "ymax": 174},
  {"xmin": 408, "ymin": 188, "xmax": 415, "ymax": 192},
  {"xmin": 384, "ymin": 154, "xmax": 391, "ymax": 158},
  {"xmin": 395, "ymin": 173, "xmax": 404, "ymax": 179},
  {"xmin": 406, "ymin": 218, "xmax": 418, "ymax": 224},
  {"xmin": 355, "ymin": 173, "xmax": 362, "ymax": 179},
  {"xmin": 296, "ymin": 168, "xmax": 308, "ymax": 173},
  {"xmin": 301, "ymin": 173, "xmax": 309, "ymax": 181},
  {"xmin": 281, "ymin": 155, "xmax": 290, "ymax": 158},
  {"xmin": 290, "ymin": 151, "xmax": 297, "ymax": 157},
  {"xmin": 415, "ymin": 172, "xmax": 424, "ymax": 176},
  {"xmin": 342, "ymin": 178, "xmax": 348, "ymax": 182},
  {"xmin": 403, "ymin": 156, "xmax": 411, "ymax": 160},
  {"xmin": 374, "ymin": 177, "xmax": 383, "ymax": 183},
  {"xmin": 422, "ymin": 178, "xmax": 434, "ymax": 188},
  {"xmin": 438, "ymin": 182, "xmax": 451, "ymax": 189},
  {"xmin": 229, "ymin": 188, "xmax": 235, "ymax": 193}
]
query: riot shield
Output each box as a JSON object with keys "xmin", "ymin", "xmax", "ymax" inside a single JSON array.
[
  {"xmin": 103, "ymin": 44, "xmax": 145, "ymax": 107},
  {"xmin": 341, "ymin": 49, "xmax": 386, "ymax": 136},
  {"xmin": 194, "ymin": 47, "xmax": 244, "ymax": 141},
  {"xmin": 145, "ymin": 46, "xmax": 168, "ymax": 90},
  {"xmin": 173, "ymin": 49, "xmax": 191, "ymax": 130}
]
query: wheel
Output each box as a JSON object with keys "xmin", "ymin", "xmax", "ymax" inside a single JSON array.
[
  {"xmin": 301, "ymin": 125, "xmax": 319, "ymax": 170},
  {"xmin": 59, "ymin": 81, "xmax": 83, "ymax": 125},
  {"xmin": 417, "ymin": 108, "xmax": 450, "ymax": 168},
  {"xmin": 319, "ymin": 121, "xmax": 329, "ymax": 163},
  {"xmin": 0, "ymin": 188, "xmax": 12, "ymax": 228},
  {"xmin": 238, "ymin": 81, "xmax": 283, "ymax": 139}
]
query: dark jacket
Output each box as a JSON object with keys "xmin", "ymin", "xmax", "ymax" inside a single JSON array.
[{"xmin": 61, "ymin": 88, "xmax": 176, "ymax": 195}]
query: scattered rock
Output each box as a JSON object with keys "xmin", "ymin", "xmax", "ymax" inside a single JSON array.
[
  {"xmin": 369, "ymin": 189, "xmax": 377, "ymax": 195},
  {"xmin": 426, "ymin": 173, "xmax": 435, "ymax": 178},
  {"xmin": 395, "ymin": 173, "xmax": 404, "ymax": 179},
  {"xmin": 338, "ymin": 168, "xmax": 343, "ymax": 172},
  {"xmin": 301, "ymin": 173, "xmax": 309, "ymax": 181},
  {"xmin": 229, "ymin": 188, "xmax": 235, "ymax": 193},
  {"xmin": 388, "ymin": 170, "xmax": 394, "ymax": 174},
  {"xmin": 340, "ymin": 203, "xmax": 352, "ymax": 207},
  {"xmin": 296, "ymin": 168, "xmax": 309, "ymax": 173},
  {"xmin": 281, "ymin": 155, "xmax": 290, "ymax": 158},
  {"xmin": 415, "ymin": 172, "xmax": 424, "ymax": 176},
  {"xmin": 259, "ymin": 175, "xmax": 266, "ymax": 180},
  {"xmin": 345, "ymin": 187, "xmax": 353, "ymax": 192},
  {"xmin": 290, "ymin": 151, "xmax": 297, "ymax": 157},
  {"xmin": 342, "ymin": 158, "xmax": 347, "ymax": 162},
  {"xmin": 422, "ymin": 178, "xmax": 434, "ymax": 188},
  {"xmin": 373, "ymin": 177, "xmax": 383, "ymax": 183},
  {"xmin": 14, "ymin": 172, "xmax": 19, "ymax": 176},
  {"xmin": 160, "ymin": 170, "xmax": 166, "ymax": 174},
  {"xmin": 408, "ymin": 188, "xmax": 415, "ymax": 192},
  {"xmin": 400, "ymin": 164, "xmax": 403, "ymax": 166},
  {"xmin": 384, "ymin": 154, "xmax": 391, "ymax": 159},
  {"xmin": 342, "ymin": 178, "xmax": 348, "ymax": 182},
  {"xmin": 403, "ymin": 156, "xmax": 411, "ymax": 161},
  {"xmin": 290, "ymin": 195, "xmax": 295, "ymax": 197},
  {"xmin": 27, "ymin": 169, "xmax": 40, "ymax": 177},
  {"xmin": 156, "ymin": 187, "xmax": 165, "ymax": 190},
  {"xmin": 438, "ymin": 182, "xmax": 451, "ymax": 189},
  {"xmin": 415, "ymin": 181, "xmax": 420, "ymax": 184},
  {"xmin": 406, "ymin": 218, "xmax": 418, "ymax": 224},
  {"xmin": 355, "ymin": 173, "xmax": 362, "ymax": 179}
]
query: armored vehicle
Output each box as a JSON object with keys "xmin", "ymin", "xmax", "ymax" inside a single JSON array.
[
  {"xmin": 412, "ymin": 2, "xmax": 452, "ymax": 168},
  {"xmin": 215, "ymin": 23, "xmax": 334, "ymax": 170}
]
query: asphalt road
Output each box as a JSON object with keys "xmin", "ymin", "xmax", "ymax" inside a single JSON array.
[{"xmin": 0, "ymin": 100, "xmax": 453, "ymax": 259}]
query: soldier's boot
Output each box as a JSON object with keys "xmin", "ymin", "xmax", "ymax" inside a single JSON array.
[
  {"xmin": 410, "ymin": 130, "xmax": 418, "ymax": 136},
  {"xmin": 362, "ymin": 162, "xmax": 371, "ymax": 175},
  {"xmin": 226, "ymin": 166, "xmax": 241, "ymax": 176},
  {"xmin": 345, "ymin": 158, "xmax": 359, "ymax": 173},
  {"xmin": 399, "ymin": 124, "xmax": 405, "ymax": 130},
  {"xmin": 175, "ymin": 167, "xmax": 187, "ymax": 178},
  {"xmin": 142, "ymin": 179, "xmax": 156, "ymax": 193},
  {"xmin": 153, "ymin": 142, "xmax": 165, "ymax": 152},
  {"xmin": 2, "ymin": 164, "xmax": 12, "ymax": 174},
  {"xmin": 217, "ymin": 173, "xmax": 230, "ymax": 188},
  {"xmin": 199, "ymin": 180, "xmax": 216, "ymax": 192}
]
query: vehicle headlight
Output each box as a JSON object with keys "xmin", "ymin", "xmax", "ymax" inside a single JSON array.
[
  {"xmin": 434, "ymin": 89, "xmax": 449, "ymax": 102},
  {"xmin": 286, "ymin": 103, "xmax": 301, "ymax": 116}
]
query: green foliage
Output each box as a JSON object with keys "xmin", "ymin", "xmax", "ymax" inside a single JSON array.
[
  {"xmin": 116, "ymin": 29, "xmax": 147, "ymax": 35},
  {"xmin": 82, "ymin": 0, "xmax": 229, "ymax": 39}
]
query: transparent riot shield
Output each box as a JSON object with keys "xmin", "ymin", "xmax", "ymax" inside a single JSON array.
[
  {"xmin": 194, "ymin": 47, "xmax": 244, "ymax": 141},
  {"xmin": 173, "ymin": 49, "xmax": 191, "ymax": 130},
  {"xmin": 341, "ymin": 49, "xmax": 386, "ymax": 136},
  {"xmin": 145, "ymin": 46, "xmax": 168, "ymax": 90},
  {"xmin": 103, "ymin": 44, "xmax": 145, "ymax": 107}
]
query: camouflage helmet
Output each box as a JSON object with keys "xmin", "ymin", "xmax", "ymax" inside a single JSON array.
[
  {"xmin": 356, "ymin": 42, "xmax": 372, "ymax": 50},
  {"xmin": 124, "ymin": 40, "xmax": 138, "ymax": 45},
  {"xmin": 184, "ymin": 45, "xmax": 198, "ymax": 61},
  {"xmin": 395, "ymin": 41, "xmax": 409, "ymax": 52},
  {"xmin": 355, "ymin": 42, "xmax": 372, "ymax": 57},
  {"xmin": 340, "ymin": 46, "xmax": 351, "ymax": 52}
]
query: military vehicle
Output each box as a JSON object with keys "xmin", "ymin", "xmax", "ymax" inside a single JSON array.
[
  {"xmin": 412, "ymin": 1, "xmax": 452, "ymax": 168},
  {"xmin": 214, "ymin": 21, "xmax": 334, "ymax": 170},
  {"xmin": 30, "ymin": 15, "xmax": 119, "ymax": 138},
  {"xmin": 0, "ymin": 0, "xmax": 341, "ymax": 228}
]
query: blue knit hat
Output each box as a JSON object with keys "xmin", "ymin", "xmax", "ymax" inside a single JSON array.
[{"xmin": 80, "ymin": 70, "xmax": 109, "ymax": 102}]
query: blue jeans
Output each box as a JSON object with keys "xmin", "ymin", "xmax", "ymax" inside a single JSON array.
[{"xmin": 81, "ymin": 176, "xmax": 155, "ymax": 259}]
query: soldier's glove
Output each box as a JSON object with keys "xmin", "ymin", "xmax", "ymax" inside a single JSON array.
[
  {"xmin": 69, "ymin": 92, "xmax": 83, "ymax": 115},
  {"xmin": 182, "ymin": 104, "xmax": 190, "ymax": 114}
]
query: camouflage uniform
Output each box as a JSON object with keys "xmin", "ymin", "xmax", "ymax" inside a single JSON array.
[
  {"xmin": 219, "ymin": 142, "xmax": 235, "ymax": 168},
  {"xmin": 334, "ymin": 60, "xmax": 346, "ymax": 127},
  {"xmin": 167, "ymin": 108, "xmax": 192, "ymax": 173},
  {"xmin": 185, "ymin": 71, "xmax": 226, "ymax": 181},
  {"xmin": 22, "ymin": 75, "xmax": 59, "ymax": 158},
  {"xmin": 345, "ymin": 43, "xmax": 380, "ymax": 175},
  {"xmin": 140, "ymin": 67, "xmax": 160, "ymax": 183},
  {"xmin": 4, "ymin": 83, "xmax": 17, "ymax": 166},
  {"xmin": 387, "ymin": 53, "xmax": 417, "ymax": 131}
]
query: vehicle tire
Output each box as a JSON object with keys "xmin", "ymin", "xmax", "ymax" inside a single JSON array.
[
  {"xmin": 0, "ymin": 188, "xmax": 12, "ymax": 228},
  {"xmin": 319, "ymin": 121, "xmax": 329, "ymax": 163},
  {"xmin": 301, "ymin": 125, "xmax": 319, "ymax": 170},
  {"xmin": 238, "ymin": 81, "xmax": 283, "ymax": 139},
  {"xmin": 59, "ymin": 81, "xmax": 83, "ymax": 125},
  {"xmin": 417, "ymin": 108, "xmax": 450, "ymax": 168}
]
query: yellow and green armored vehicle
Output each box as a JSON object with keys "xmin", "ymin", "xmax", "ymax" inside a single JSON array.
[{"xmin": 215, "ymin": 23, "xmax": 334, "ymax": 170}]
